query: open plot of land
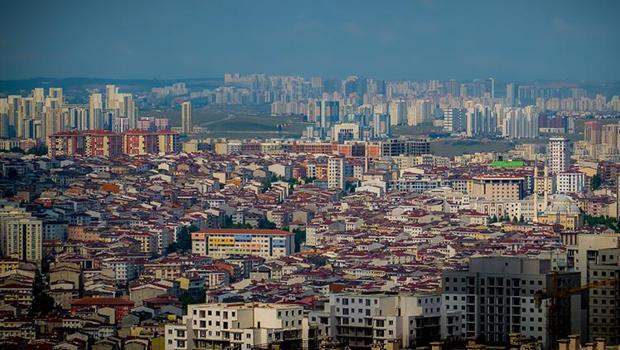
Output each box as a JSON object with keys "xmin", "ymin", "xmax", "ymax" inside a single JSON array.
[
  {"xmin": 148, "ymin": 104, "xmax": 313, "ymax": 139},
  {"xmin": 430, "ymin": 139, "xmax": 515, "ymax": 157}
]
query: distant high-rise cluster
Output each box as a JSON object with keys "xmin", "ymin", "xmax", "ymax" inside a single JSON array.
[{"xmin": 0, "ymin": 85, "xmax": 143, "ymax": 144}]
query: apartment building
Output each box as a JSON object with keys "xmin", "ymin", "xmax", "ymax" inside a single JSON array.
[
  {"xmin": 309, "ymin": 292, "xmax": 441, "ymax": 350},
  {"xmin": 191, "ymin": 229, "xmax": 294, "ymax": 260},
  {"xmin": 442, "ymin": 256, "xmax": 581, "ymax": 350},
  {"xmin": 0, "ymin": 207, "xmax": 43, "ymax": 267},
  {"xmin": 586, "ymin": 247, "xmax": 620, "ymax": 345},
  {"xmin": 469, "ymin": 175, "xmax": 526, "ymax": 201},
  {"xmin": 165, "ymin": 303, "xmax": 306, "ymax": 350}
]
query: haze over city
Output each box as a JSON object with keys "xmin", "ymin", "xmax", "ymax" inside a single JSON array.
[{"xmin": 1, "ymin": 0, "xmax": 620, "ymax": 80}]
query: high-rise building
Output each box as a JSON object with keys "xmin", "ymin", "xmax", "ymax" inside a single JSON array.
[
  {"xmin": 181, "ymin": 101, "xmax": 192, "ymax": 134},
  {"xmin": 547, "ymin": 137, "xmax": 571, "ymax": 174},
  {"xmin": 318, "ymin": 100, "xmax": 339, "ymax": 137},
  {"xmin": 407, "ymin": 99, "xmax": 432, "ymax": 126},
  {"xmin": 601, "ymin": 123, "xmax": 619, "ymax": 152},
  {"xmin": 388, "ymin": 99, "xmax": 406, "ymax": 126},
  {"xmin": 309, "ymin": 292, "xmax": 442, "ymax": 349},
  {"xmin": 487, "ymin": 77, "xmax": 495, "ymax": 99},
  {"xmin": 502, "ymin": 106, "xmax": 539, "ymax": 139},
  {"xmin": 443, "ymin": 108, "xmax": 467, "ymax": 133},
  {"xmin": 586, "ymin": 248, "xmax": 620, "ymax": 344},
  {"xmin": 48, "ymin": 87, "xmax": 64, "ymax": 105},
  {"xmin": 119, "ymin": 93, "xmax": 136, "ymax": 129},
  {"xmin": 442, "ymin": 256, "xmax": 581, "ymax": 349},
  {"xmin": 506, "ymin": 83, "xmax": 517, "ymax": 107},
  {"xmin": 466, "ymin": 104, "xmax": 497, "ymax": 137},
  {"xmin": 584, "ymin": 120, "xmax": 602, "ymax": 145},
  {"xmin": 88, "ymin": 93, "xmax": 103, "ymax": 130},
  {"xmin": 327, "ymin": 156, "xmax": 345, "ymax": 190},
  {"xmin": 0, "ymin": 207, "xmax": 43, "ymax": 267},
  {"xmin": 105, "ymin": 84, "xmax": 119, "ymax": 109}
]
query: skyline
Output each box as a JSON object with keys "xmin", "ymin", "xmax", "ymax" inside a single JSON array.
[{"xmin": 1, "ymin": 0, "xmax": 620, "ymax": 81}]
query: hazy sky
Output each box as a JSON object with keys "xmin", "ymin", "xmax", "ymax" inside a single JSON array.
[{"xmin": 1, "ymin": 0, "xmax": 619, "ymax": 81}]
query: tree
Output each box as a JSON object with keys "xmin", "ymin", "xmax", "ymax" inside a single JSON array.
[
  {"xmin": 261, "ymin": 177, "xmax": 272, "ymax": 192},
  {"xmin": 489, "ymin": 215, "xmax": 498, "ymax": 223},
  {"xmin": 293, "ymin": 228, "xmax": 306, "ymax": 252},
  {"xmin": 176, "ymin": 225, "xmax": 198, "ymax": 253},
  {"xmin": 26, "ymin": 144, "xmax": 48, "ymax": 156},
  {"xmin": 9, "ymin": 147, "xmax": 24, "ymax": 154},
  {"xmin": 257, "ymin": 217, "xmax": 276, "ymax": 229},
  {"xmin": 30, "ymin": 270, "xmax": 56, "ymax": 316},
  {"xmin": 591, "ymin": 175, "xmax": 602, "ymax": 190}
]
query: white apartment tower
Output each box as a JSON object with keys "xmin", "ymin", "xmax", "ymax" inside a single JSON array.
[
  {"xmin": 328, "ymin": 157, "xmax": 345, "ymax": 190},
  {"xmin": 547, "ymin": 137, "xmax": 571, "ymax": 174}
]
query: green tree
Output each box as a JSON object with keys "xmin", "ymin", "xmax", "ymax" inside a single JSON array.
[
  {"xmin": 257, "ymin": 217, "xmax": 276, "ymax": 229},
  {"xmin": 293, "ymin": 228, "xmax": 306, "ymax": 252},
  {"xmin": 489, "ymin": 215, "xmax": 498, "ymax": 223},
  {"xmin": 591, "ymin": 175, "xmax": 602, "ymax": 190},
  {"xmin": 176, "ymin": 225, "xmax": 199, "ymax": 252},
  {"xmin": 30, "ymin": 270, "xmax": 56, "ymax": 316},
  {"xmin": 26, "ymin": 144, "xmax": 48, "ymax": 156},
  {"xmin": 10, "ymin": 147, "xmax": 24, "ymax": 153}
]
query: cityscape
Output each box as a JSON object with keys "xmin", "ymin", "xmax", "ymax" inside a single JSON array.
[{"xmin": 1, "ymin": 1, "xmax": 620, "ymax": 350}]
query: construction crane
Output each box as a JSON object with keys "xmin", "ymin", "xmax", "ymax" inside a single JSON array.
[{"xmin": 534, "ymin": 272, "xmax": 620, "ymax": 347}]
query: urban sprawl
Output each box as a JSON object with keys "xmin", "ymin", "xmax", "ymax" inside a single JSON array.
[{"xmin": 0, "ymin": 74, "xmax": 619, "ymax": 350}]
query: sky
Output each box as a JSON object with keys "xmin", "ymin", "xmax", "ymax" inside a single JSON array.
[{"xmin": 1, "ymin": 0, "xmax": 619, "ymax": 81}]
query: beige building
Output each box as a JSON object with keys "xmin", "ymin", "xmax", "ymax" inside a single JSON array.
[
  {"xmin": 0, "ymin": 207, "xmax": 42, "ymax": 267},
  {"xmin": 469, "ymin": 176, "xmax": 526, "ymax": 201},
  {"xmin": 165, "ymin": 303, "xmax": 306, "ymax": 350}
]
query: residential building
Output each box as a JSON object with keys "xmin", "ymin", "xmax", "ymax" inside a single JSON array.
[
  {"xmin": 442, "ymin": 256, "xmax": 581, "ymax": 350},
  {"xmin": 191, "ymin": 229, "xmax": 294, "ymax": 259},
  {"xmin": 165, "ymin": 302, "xmax": 306, "ymax": 350}
]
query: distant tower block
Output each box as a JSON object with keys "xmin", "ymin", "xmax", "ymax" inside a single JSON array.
[{"xmin": 181, "ymin": 101, "xmax": 192, "ymax": 134}]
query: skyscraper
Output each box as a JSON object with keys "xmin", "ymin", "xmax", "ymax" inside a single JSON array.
[
  {"xmin": 181, "ymin": 101, "xmax": 192, "ymax": 134},
  {"xmin": 584, "ymin": 120, "xmax": 602, "ymax": 145},
  {"xmin": 487, "ymin": 77, "xmax": 495, "ymax": 99},
  {"xmin": 388, "ymin": 99, "xmax": 406, "ymax": 126},
  {"xmin": 318, "ymin": 100, "xmax": 339, "ymax": 138},
  {"xmin": 89, "ymin": 93, "xmax": 103, "ymax": 130},
  {"xmin": 466, "ymin": 104, "xmax": 497, "ymax": 137},
  {"xmin": 502, "ymin": 106, "xmax": 539, "ymax": 139},
  {"xmin": 442, "ymin": 108, "xmax": 466, "ymax": 133},
  {"xmin": 548, "ymin": 136, "xmax": 571, "ymax": 174},
  {"xmin": 105, "ymin": 84, "xmax": 119, "ymax": 109},
  {"xmin": 601, "ymin": 123, "xmax": 619, "ymax": 152},
  {"xmin": 505, "ymin": 83, "xmax": 517, "ymax": 107}
]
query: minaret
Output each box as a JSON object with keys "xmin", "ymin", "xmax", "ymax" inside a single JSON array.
[
  {"xmin": 543, "ymin": 164, "xmax": 549, "ymax": 206},
  {"xmin": 533, "ymin": 160, "xmax": 539, "ymax": 223},
  {"xmin": 364, "ymin": 142, "xmax": 369, "ymax": 173}
]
